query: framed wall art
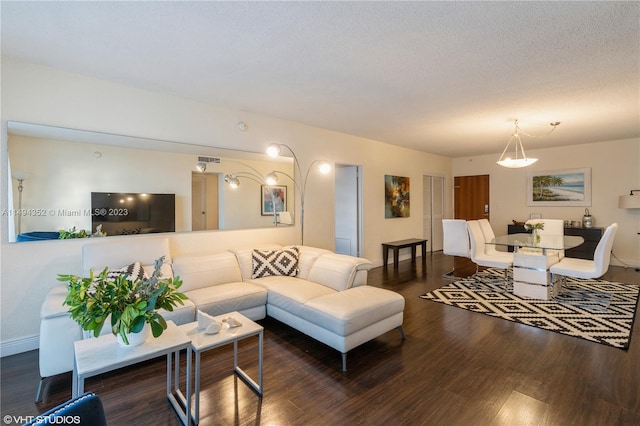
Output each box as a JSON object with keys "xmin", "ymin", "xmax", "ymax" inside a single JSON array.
[
  {"xmin": 527, "ymin": 168, "xmax": 591, "ymax": 206},
  {"xmin": 261, "ymin": 185, "xmax": 287, "ymax": 216},
  {"xmin": 384, "ymin": 175, "xmax": 410, "ymax": 218}
]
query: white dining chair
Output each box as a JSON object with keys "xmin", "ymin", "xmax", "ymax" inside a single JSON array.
[
  {"xmin": 550, "ymin": 223, "xmax": 618, "ymax": 283},
  {"xmin": 550, "ymin": 223, "xmax": 618, "ymax": 307},
  {"xmin": 442, "ymin": 219, "xmax": 470, "ymax": 278},
  {"xmin": 478, "ymin": 219, "xmax": 499, "ymax": 255},
  {"xmin": 527, "ymin": 218, "xmax": 566, "ymax": 259},
  {"xmin": 467, "ymin": 220, "xmax": 513, "ymax": 289}
]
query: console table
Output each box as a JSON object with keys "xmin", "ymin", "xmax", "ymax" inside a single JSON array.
[
  {"xmin": 507, "ymin": 225, "xmax": 603, "ymax": 260},
  {"xmin": 73, "ymin": 321, "xmax": 192, "ymax": 425},
  {"xmin": 382, "ymin": 238, "xmax": 428, "ymax": 269}
]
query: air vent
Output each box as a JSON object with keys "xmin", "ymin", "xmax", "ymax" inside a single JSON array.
[{"xmin": 197, "ymin": 156, "xmax": 221, "ymax": 164}]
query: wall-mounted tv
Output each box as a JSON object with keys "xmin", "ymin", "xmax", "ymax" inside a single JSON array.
[{"xmin": 91, "ymin": 192, "xmax": 175, "ymax": 236}]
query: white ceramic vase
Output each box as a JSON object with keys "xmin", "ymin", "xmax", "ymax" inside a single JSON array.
[{"xmin": 117, "ymin": 323, "xmax": 150, "ymax": 347}]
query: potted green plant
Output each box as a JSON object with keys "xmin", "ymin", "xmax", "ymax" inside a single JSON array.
[{"xmin": 59, "ymin": 256, "xmax": 188, "ymax": 345}]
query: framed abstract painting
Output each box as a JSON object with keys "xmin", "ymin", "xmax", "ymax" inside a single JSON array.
[
  {"xmin": 261, "ymin": 185, "xmax": 287, "ymax": 215},
  {"xmin": 384, "ymin": 175, "xmax": 410, "ymax": 218}
]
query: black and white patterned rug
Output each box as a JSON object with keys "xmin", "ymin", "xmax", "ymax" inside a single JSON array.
[{"xmin": 420, "ymin": 268, "xmax": 640, "ymax": 349}]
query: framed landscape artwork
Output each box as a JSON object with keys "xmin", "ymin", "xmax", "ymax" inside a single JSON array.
[
  {"xmin": 384, "ymin": 175, "xmax": 410, "ymax": 218},
  {"xmin": 261, "ymin": 185, "xmax": 287, "ymax": 215},
  {"xmin": 527, "ymin": 168, "xmax": 591, "ymax": 207}
]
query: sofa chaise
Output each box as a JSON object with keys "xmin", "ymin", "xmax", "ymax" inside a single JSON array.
[{"xmin": 37, "ymin": 238, "xmax": 405, "ymax": 401}]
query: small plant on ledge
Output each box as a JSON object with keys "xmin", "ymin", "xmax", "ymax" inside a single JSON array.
[
  {"xmin": 59, "ymin": 256, "xmax": 188, "ymax": 345},
  {"xmin": 58, "ymin": 225, "xmax": 107, "ymax": 239}
]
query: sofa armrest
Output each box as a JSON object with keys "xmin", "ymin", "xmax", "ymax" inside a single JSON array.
[{"xmin": 307, "ymin": 253, "xmax": 373, "ymax": 291}]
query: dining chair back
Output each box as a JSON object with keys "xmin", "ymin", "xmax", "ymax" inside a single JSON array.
[
  {"xmin": 523, "ymin": 218, "xmax": 566, "ymax": 259},
  {"xmin": 442, "ymin": 219, "xmax": 469, "ymax": 278},
  {"xmin": 467, "ymin": 220, "xmax": 513, "ymax": 289},
  {"xmin": 478, "ymin": 219, "xmax": 498, "ymax": 255},
  {"xmin": 443, "ymin": 219, "xmax": 469, "ymax": 257},
  {"xmin": 550, "ymin": 223, "xmax": 618, "ymax": 281},
  {"xmin": 535, "ymin": 219, "xmax": 564, "ymax": 236}
]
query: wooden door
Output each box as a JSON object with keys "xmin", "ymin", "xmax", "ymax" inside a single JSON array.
[
  {"xmin": 453, "ymin": 175, "xmax": 490, "ymax": 275},
  {"xmin": 454, "ymin": 175, "xmax": 490, "ymax": 221}
]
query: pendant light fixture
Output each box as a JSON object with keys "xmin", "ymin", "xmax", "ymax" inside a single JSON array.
[{"xmin": 497, "ymin": 119, "xmax": 560, "ymax": 168}]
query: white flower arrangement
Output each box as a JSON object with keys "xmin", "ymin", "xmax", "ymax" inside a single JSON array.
[{"xmin": 524, "ymin": 219, "xmax": 545, "ymax": 232}]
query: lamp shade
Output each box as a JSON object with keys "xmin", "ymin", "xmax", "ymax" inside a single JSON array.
[
  {"xmin": 618, "ymin": 194, "xmax": 640, "ymax": 209},
  {"xmin": 496, "ymin": 157, "xmax": 538, "ymax": 168}
]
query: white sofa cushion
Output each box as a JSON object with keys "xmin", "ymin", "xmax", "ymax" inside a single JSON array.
[
  {"xmin": 249, "ymin": 276, "xmax": 335, "ymax": 318},
  {"xmin": 157, "ymin": 299, "xmax": 197, "ymax": 326},
  {"xmin": 306, "ymin": 253, "xmax": 373, "ymax": 291},
  {"xmin": 173, "ymin": 252, "xmax": 243, "ymax": 292},
  {"xmin": 184, "ymin": 282, "xmax": 267, "ymax": 317},
  {"xmin": 303, "ymin": 286, "xmax": 405, "ymax": 336},
  {"xmin": 286, "ymin": 245, "xmax": 331, "ymax": 279}
]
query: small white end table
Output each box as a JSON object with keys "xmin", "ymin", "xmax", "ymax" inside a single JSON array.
[
  {"xmin": 73, "ymin": 321, "xmax": 192, "ymax": 426},
  {"xmin": 178, "ymin": 311, "xmax": 263, "ymax": 424}
]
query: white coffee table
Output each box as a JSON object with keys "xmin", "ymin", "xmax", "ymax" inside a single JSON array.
[
  {"xmin": 178, "ymin": 311, "xmax": 263, "ymax": 424},
  {"xmin": 72, "ymin": 321, "xmax": 192, "ymax": 426}
]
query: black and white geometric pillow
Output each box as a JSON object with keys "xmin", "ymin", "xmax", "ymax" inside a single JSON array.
[
  {"xmin": 252, "ymin": 247, "xmax": 300, "ymax": 279},
  {"xmin": 106, "ymin": 261, "xmax": 146, "ymax": 282}
]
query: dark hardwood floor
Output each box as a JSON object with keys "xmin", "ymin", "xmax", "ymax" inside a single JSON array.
[{"xmin": 2, "ymin": 252, "xmax": 640, "ymax": 425}]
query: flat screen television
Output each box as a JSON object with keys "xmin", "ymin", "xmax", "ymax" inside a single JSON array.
[{"xmin": 91, "ymin": 192, "xmax": 175, "ymax": 236}]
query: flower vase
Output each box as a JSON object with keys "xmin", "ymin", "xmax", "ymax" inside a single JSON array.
[
  {"xmin": 532, "ymin": 229, "xmax": 541, "ymax": 244},
  {"xmin": 117, "ymin": 323, "xmax": 150, "ymax": 347}
]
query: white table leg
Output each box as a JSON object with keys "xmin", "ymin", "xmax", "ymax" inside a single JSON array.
[
  {"xmin": 194, "ymin": 349, "xmax": 200, "ymax": 424},
  {"xmin": 232, "ymin": 331, "xmax": 263, "ymax": 395},
  {"xmin": 258, "ymin": 330, "xmax": 263, "ymax": 394},
  {"xmin": 186, "ymin": 347, "xmax": 191, "ymax": 426}
]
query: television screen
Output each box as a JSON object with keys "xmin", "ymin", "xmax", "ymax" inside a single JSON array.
[{"xmin": 91, "ymin": 192, "xmax": 175, "ymax": 236}]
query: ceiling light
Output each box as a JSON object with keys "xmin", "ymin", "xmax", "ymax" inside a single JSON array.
[
  {"xmin": 497, "ymin": 119, "xmax": 559, "ymax": 168},
  {"xmin": 196, "ymin": 162, "xmax": 207, "ymax": 173}
]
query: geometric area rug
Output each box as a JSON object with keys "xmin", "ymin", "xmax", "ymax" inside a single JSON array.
[{"xmin": 420, "ymin": 268, "xmax": 640, "ymax": 349}]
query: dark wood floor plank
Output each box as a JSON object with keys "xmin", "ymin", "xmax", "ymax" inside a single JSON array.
[{"xmin": 2, "ymin": 252, "xmax": 639, "ymax": 425}]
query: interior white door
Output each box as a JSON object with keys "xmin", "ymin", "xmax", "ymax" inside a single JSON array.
[
  {"xmin": 423, "ymin": 174, "xmax": 445, "ymax": 252},
  {"xmin": 334, "ymin": 164, "xmax": 362, "ymax": 256}
]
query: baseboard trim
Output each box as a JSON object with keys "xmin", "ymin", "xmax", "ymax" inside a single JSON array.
[{"xmin": 1, "ymin": 335, "xmax": 38, "ymax": 357}]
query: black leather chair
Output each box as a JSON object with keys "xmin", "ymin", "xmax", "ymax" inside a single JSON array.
[{"xmin": 25, "ymin": 392, "xmax": 106, "ymax": 425}]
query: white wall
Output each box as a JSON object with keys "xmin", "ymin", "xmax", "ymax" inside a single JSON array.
[
  {"xmin": 452, "ymin": 138, "xmax": 640, "ymax": 268},
  {"xmin": 0, "ymin": 57, "xmax": 452, "ymax": 354}
]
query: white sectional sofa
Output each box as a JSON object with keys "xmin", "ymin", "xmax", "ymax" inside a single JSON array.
[{"xmin": 37, "ymin": 238, "xmax": 405, "ymax": 401}]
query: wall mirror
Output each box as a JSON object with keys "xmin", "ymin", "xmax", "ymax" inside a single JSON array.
[{"xmin": 6, "ymin": 121, "xmax": 295, "ymax": 243}]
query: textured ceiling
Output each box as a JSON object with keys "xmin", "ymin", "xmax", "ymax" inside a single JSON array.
[{"xmin": 1, "ymin": 1, "xmax": 638, "ymax": 158}]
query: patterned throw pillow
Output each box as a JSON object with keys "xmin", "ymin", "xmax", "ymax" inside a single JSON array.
[
  {"xmin": 252, "ymin": 247, "xmax": 300, "ymax": 279},
  {"xmin": 106, "ymin": 261, "xmax": 146, "ymax": 282}
]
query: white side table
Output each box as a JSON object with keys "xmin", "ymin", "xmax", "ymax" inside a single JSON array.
[
  {"xmin": 178, "ymin": 311, "xmax": 263, "ymax": 424},
  {"xmin": 73, "ymin": 321, "xmax": 192, "ymax": 426}
]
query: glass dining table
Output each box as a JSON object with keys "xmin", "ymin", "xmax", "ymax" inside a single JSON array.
[
  {"xmin": 487, "ymin": 233, "xmax": 585, "ymax": 253},
  {"xmin": 486, "ymin": 233, "xmax": 585, "ymax": 300}
]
